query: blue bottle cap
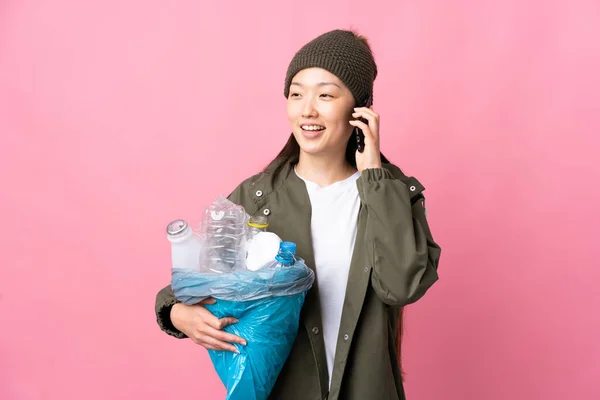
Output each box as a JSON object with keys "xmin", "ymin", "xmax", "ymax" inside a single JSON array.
[
  {"xmin": 279, "ymin": 241, "xmax": 296, "ymax": 255},
  {"xmin": 276, "ymin": 241, "xmax": 297, "ymax": 265}
]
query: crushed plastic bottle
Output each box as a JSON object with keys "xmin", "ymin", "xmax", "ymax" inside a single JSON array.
[{"xmin": 199, "ymin": 196, "xmax": 248, "ymax": 273}]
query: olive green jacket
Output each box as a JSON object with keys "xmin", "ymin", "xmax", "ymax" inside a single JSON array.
[{"xmin": 155, "ymin": 159, "xmax": 441, "ymax": 400}]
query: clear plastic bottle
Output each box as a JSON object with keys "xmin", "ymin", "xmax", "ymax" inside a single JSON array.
[
  {"xmin": 166, "ymin": 219, "xmax": 203, "ymax": 270},
  {"xmin": 247, "ymin": 215, "xmax": 269, "ymax": 241},
  {"xmin": 200, "ymin": 196, "xmax": 248, "ymax": 273}
]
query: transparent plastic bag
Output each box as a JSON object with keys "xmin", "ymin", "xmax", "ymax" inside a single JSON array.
[{"xmin": 172, "ymin": 258, "xmax": 313, "ymax": 303}]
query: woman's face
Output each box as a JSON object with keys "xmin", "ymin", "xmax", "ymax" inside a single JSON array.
[{"xmin": 287, "ymin": 68, "xmax": 355, "ymax": 158}]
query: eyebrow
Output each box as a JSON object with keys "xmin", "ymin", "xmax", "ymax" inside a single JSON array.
[{"xmin": 290, "ymin": 81, "xmax": 341, "ymax": 89}]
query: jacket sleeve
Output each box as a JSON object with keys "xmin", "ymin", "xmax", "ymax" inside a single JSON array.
[
  {"xmin": 357, "ymin": 167, "xmax": 441, "ymax": 307},
  {"xmin": 154, "ymin": 184, "xmax": 245, "ymax": 338},
  {"xmin": 155, "ymin": 284, "xmax": 186, "ymax": 338}
]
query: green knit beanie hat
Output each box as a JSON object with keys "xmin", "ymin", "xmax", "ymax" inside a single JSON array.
[{"xmin": 283, "ymin": 29, "xmax": 378, "ymax": 106}]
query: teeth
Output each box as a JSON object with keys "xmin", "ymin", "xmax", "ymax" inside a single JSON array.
[{"xmin": 302, "ymin": 126, "xmax": 325, "ymax": 131}]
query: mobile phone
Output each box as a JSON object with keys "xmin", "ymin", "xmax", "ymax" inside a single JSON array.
[{"xmin": 354, "ymin": 95, "xmax": 373, "ymax": 153}]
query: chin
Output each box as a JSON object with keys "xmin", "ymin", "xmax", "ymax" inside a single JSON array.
[
  {"xmin": 295, "ymin": 133, "xmax": 348, "ymax": 158},
  {"xmin": 297, "ymin": 143, "xmax": 324, "ymax": 155},
  {"xmin": 294, "ymin": 137, "xmax": 322, "ymax": 154}
]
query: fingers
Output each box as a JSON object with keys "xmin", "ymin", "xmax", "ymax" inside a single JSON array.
[
  {"xmin": 199, "ymin": 297, "xmax": 216, "ymax": 305},
  {"xmin": 349, "ymin": 120, "xmax": 376, "ymax": 142},
  {"xmin": 354, "ymin": 106, "xmax": 378, "ymax": 118},
  {"xmin": 187, "ymin": 303, "xmax": 246, "ymax": 353},
  {"xmin": 204, "ymin": 314, "xmax": 247, "ymax": 345},
  {"xmin": 190, "ymin": 324, "xmax": 246, "ymax": 353},
  {"xmin": 205, "ymin": 325, "xmax": 247, "ymax": 346},
  {"xmin": 207, "ymin": 316, "xmax": 239, "ymax": 330},
  {"xmin": 200, "ymin": 335, "xmax": 240, "ymax": 353},
  {"xmin": 352, "ymin": 108, "xmax": 380, "ymax": 139}
]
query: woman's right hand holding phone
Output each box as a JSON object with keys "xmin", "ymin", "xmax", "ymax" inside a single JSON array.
[{"xmin": 170, "ymin": 298, "xmax": 247, "ymax": 353}]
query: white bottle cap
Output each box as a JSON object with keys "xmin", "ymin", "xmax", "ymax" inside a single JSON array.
[{"xmin": 167, "ymin": 219, "xmax": 192, "ymax": 243}]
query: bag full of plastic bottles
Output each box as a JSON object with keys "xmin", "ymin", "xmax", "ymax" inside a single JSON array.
[{"xmin": 166, "ymin": 196, "xmax": 315, "ymax": 400}]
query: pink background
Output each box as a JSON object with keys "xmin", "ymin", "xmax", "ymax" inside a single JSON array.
[{"xmin": 1, "ymin": 1, "xmax": 599, "ymax": 399}]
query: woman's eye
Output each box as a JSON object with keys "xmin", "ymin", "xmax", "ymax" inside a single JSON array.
[
  {"xmin": 289, "ymin": 93, "xmax": 301, "ymax": 98},
  {"xmin": 320, "ymin": 94, "xmax": 333, "ymax": 98}
]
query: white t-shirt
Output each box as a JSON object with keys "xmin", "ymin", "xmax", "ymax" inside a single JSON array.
[{"xmin": 295, "ymin": 168, "xmax": 361, "ymax": 387}]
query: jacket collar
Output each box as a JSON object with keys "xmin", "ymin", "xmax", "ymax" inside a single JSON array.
[{"xmin": 246, "ymin": 156, "xmax": 426, "ymax": 207}]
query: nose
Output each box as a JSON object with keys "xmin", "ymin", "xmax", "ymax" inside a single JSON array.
[{"xmin": 301, "ymin": 97, "xmax": 318, "ymax": 118}]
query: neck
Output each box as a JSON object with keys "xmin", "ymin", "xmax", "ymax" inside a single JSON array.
[{"xmin": 295, "ymin": 150, "xmax": 357, "ymax": 188}]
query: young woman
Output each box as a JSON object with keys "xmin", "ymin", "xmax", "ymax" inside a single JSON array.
[{"xmin": 155, "ymin": 29, "xmax": 441, "ymax": 400}]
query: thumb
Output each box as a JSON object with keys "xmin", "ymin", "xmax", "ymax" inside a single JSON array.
[
  {"xmin": 200, "ymin": 298, "xmax": 217, "ymax": 305},
  {"xmin": 211, "ymin": 316, "xmax": 239, "ymax": 330}
]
